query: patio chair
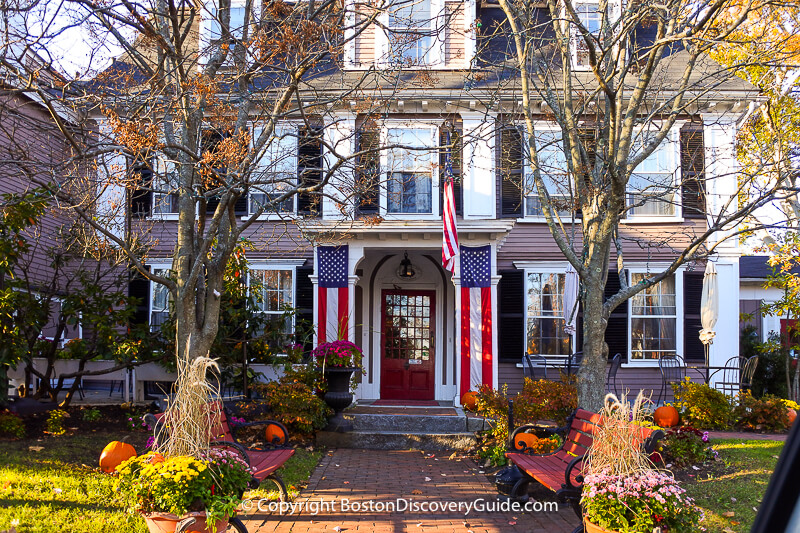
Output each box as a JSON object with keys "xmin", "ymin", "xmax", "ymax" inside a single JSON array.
[
  {"xmin": 715, "ymin": 355, "xmax": 759, "ymax": 398},
  {"xmin": 657, "ymin": 355, "xmax": 685, "ymax": 405},
  {"xmin": 522, "ymin": 353, "xmax": 548, "ymax": 381},
  {"xmin": 564, "ymin": 351, "xmax": 583, "ymax": 377},
  {"xmin": 606, "ymin": 353, "xmax": 622, "ymax": 397}
]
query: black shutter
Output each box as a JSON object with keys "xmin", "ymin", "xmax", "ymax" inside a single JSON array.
[
  {"xmin": 681, "ymin": 124, "xmax": 706, "ymax": 218},
  {"xmin": 498, "ymin": 269, "xmax": 525, "ymax": 362},
  {"xmin": 297, "ymin": 126, "xmax": 322, "ymax": 216},
  {"xmin": 131, "ymin": 163, "xmax": 153, "ymax": 218},
  {"xmin": 684, "ymin": 271, "xmax": 704, "ymax": 362},
  {"xmin": 234, "ymin": 193, "xmax": 248, "ymax": 215},
  {"xmin": 439, "ymin": 128, "xmax": 463, "ymax": 216},
  {"xmin": 356, "ymin": 128, "xmax": 380, "ymax": 215},
  {"xmin": 128, "ymin": 267, "xmax": 151, "ymax": 326},
  {"xmin": 604, "ymin": 270, "xmax": 629, "ymax": 362},
  {"xmin": 295, "ymin": 266, "xmax": 314, "ymax": 354},
  {"xmin": 499, "ymin": 126, "xmax": 523, "ymax": 217}
]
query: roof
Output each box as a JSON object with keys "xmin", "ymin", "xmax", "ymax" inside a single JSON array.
[{"xmin": 740, "ymin": 256, "xmax": 800, "ymax": 279}]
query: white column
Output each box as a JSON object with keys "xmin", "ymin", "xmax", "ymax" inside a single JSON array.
[
  {"xmin": 703, "ymin": 115, "xmax": 739, "ymax": 251},
  {"xmin": 708, "ymin": 254, "xmax": 740, "ymax": 389},
  {"xmin": 452, "ymin": 273, "xmax": 463, "ymax": 405},
  {"xmin": 462, "ymin": 113, "xmax": 496, "ymax": 219},
  {"xmin": 322, "ymin": 115, "xmax": 355, "ymax": 219}
]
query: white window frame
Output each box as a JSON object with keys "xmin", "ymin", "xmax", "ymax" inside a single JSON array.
[
  {"xmin": 248, "ymin": 122, "xmax": 299, "ymax": 220},
  {"xmin": 148, "ymin": 265, "xmax": 172, "ymax": 331},
  {"xmin": 570, "ymin": 2, "xmax": 602, "ymax": 71},
  {"xmin": 247, "ymin": 262, "xmax": 303, "ymax": 352},
  {"xmin": 523, "ymin": 124, "xmax": 575, "ymax": 221},
  {"xmin": 151, "ymin": 156, "xmax": 180, "ymax": 219},
  {"xmin": 625, "ymin": 265, "xmax": 685, "ymax": 367},
  {"xmin": 199, "ymin": 0, "xmax": 267, "ymax": 68},
  {"xmin": 515, "ymin": 261, "xmax": 577, "ymax": 361},
  {"xmin": 380, "ymin": 122, "xmax": 440, "ymax": 219},
  {"xmin": 624, "ymin": 127, "xmax": 681, "ymax": 222},
  {"xmin": 377, "ymin": 0, "xmax": 445, "ymax": 68}
]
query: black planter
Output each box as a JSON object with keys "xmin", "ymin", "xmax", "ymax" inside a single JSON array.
[{"xmin": 322, "ymin": 367, "xmax": 356, "ymax": 432}]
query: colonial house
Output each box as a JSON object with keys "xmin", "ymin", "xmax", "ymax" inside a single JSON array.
[{"xmin": 100, "ymin": 0, "xmax": 752, "ymax": 405}]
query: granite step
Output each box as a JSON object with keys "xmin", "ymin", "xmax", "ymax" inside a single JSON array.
[{"xmin": 316, "ymin": 430, "xmax": 477, "ymax": 451}]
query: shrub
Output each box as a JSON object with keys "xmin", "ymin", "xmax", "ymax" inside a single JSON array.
[
  {"xmin": 0, "ymin": 410, "xmax": 25, "ymax": 439},
  {"xmin": 659, "ymin": 426, "xmax": 716, "ymax": 468},
  {"xmin": 45, "ymin": 409, "xmax": 68, "ymax": 436},
  {"xmin": 82, "ymin": 408, "xmax": 102, "ymax": 422},
  {"xmin": 671, "ymin": 377, "xmax": 732, "ymax": 429},
  {"xmin": 749, "ymin": 331, "xmax": 789, "ymax": 398},
  {"xmin": 734, "ymin": 392, "xmax": 791, "ymax": 432},
  {"xmin": 256, "ymin": 380, "xmax": 331, "ymax": 435}
]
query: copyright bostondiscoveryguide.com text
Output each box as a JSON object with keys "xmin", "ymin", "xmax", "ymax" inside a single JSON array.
[{"xmin": 241, "ymin": 498, "xmax": 558, "ymax": 516}]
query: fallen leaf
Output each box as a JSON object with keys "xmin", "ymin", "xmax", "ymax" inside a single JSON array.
[
  {"xmin": 416, "ymin": 523, "xmax": 423, "ymax": 528},
  {"xmin": 692, "ymin": 465, "xmax": 700, "ymax": 470},
  {"xmin": 722, "ymin": 529, "xmax": 735, "ymax": 533},
  {"xmin": 449, "ymin": 452, "xmax": 458, "ymax": 460},
  {"xmin": 440, "ymin": 473, "xmax": 447, "ymax": 477},
  {"xmin": 321, "ymin": 477, "xmax": 326, "ymax": 480},
  {"xmin": 331, "ymin": 527, "xmax": 342, "ymax": 532},
  {"xmin": 342, "ymin": 481, "xmax": 350, "ymax": 484},
  {"xmin": 722, "ymin": 511, "xmax": 735, "ymax": 518},
  {"xmin": 508, "ymin": 521, "xmax": 517, "ymax": 525},
  {"xmin": 424, "ymin": 477, "xmax": 432, "ymax": 481},
  {"xmin": 28, "ymin": 446, "xmax": 44, "ymax": 452},
  {"xmin": 731, "ymin": 497, "xmax": 737, "ymax": 503},
  {"xmin": 753, "ymin": 507, "xmax": 759, "ymax": 512}
]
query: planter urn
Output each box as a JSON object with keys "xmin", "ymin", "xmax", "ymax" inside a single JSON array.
[
  {"xmin": 322, "ymin": 366, "xmax": 356, "ymax": 432},
  {"xmin": 141, "ymin": 512, "xmax": 228, "ymax": 533}
]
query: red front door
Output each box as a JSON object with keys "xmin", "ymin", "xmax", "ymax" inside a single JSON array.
[{"xmin": 380, "ymin": 290, "xmax": 436, "ymax": 400}]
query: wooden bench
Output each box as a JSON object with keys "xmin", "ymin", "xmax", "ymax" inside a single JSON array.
[
  {"xmin": 145, "ymin": 401, "xmax": 295, "ymax": 500},
  {"xmin": 503, "ymin": 407, "xmax": 664, "ymax": 529}
]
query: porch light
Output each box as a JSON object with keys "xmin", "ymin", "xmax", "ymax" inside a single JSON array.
[{"xmin": 398, "ymin": 252, "xmax": 415, "ymax": 278}]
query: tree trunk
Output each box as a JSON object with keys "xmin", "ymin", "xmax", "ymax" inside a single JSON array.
[{"xmin": 577, "ymin": 271, "xmax": 609, "ymax": 412}]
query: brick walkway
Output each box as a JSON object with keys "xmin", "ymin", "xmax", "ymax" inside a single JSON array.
[{"xmin": 241, "ymin": 449, "xmax": 578, "ymax": 533}]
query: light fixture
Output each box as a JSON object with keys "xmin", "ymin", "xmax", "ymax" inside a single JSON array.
[{"xmin": 398, "ymin": 252, "xmax": 415, "ymax": 279}]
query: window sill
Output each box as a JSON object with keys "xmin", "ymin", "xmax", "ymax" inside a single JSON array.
[
  {"xmin": 148, "ymin": 213, "xmax": 180, "ymax": 221},
  {"xmin": 241, "ymin": 213, "xmax": 298, "ymax": 222},
  {"xmin": 621, "ymin": 361, "xmax": 663, "ymax": 368},
  {"xmin": 382, "ymin": 213, "xmax": 439, "ymax": 221},
  {"xmin": 621, "ymin": 216, "xmax": 684, "ymax": 224}
]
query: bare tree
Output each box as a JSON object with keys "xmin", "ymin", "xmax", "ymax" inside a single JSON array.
[{"xmin": 480, "ymin": 0, "xmax": 795, "ymax": 409}]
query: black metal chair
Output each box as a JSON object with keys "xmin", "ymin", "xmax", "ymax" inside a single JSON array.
[
  {"xmin": 715, "ymin": 355, "xmax": 759, "ymax": 398},
  {"xmin": 522, "ymin": 353, "xmax": 549, "ymax": 381},
  {"xmin": 606, "ymin": 353, "xmax": 622, "ymax": 397},
  {"xmin": 565, "ymin": 351, "xmax": 583, "ymax": 377},
  {"xmin": 658, "ymin": 354, "xmax": 685, "ymax": 405}
]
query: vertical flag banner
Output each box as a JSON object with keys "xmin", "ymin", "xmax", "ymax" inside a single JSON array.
[
  {"xmin": 317, "ymin": 245, "xmax": 349, "ymax": 343},
  {"xmin": 442, "ymin": 131, "xmax": 459, "ymax": 273},
  {"xmin": 460, "ymin": 244, "xmax": 493, "ymax": 396}
]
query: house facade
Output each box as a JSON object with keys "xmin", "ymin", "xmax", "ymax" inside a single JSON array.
[{"xmin": 102, "ymin": 0, "xmax": 752, "ymax": 404}]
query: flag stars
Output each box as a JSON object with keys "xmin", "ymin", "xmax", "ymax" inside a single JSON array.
[{"xmin": 460, "ymin": 245, "xmax": 491, "ymax": 288}]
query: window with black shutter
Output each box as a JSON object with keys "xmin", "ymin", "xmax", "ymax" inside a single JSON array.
[
  {"xmin": 681, "ymin": 124, "xmax": 706, "ymax": 218},
  {"xmin": 498, "ymin": 269, "xmax": 525, "ymax": 361},
  {"xmin": 499, "ymin": 126, "xmax": 523, "ymax": 217},
  {"xmin": 683, "ymin": 270, "xmax": 705, "ymax": 362},
  {"xmin": 356, "ymin": 128, "xmax": 380, "ymax": 215},
  {"xmin": 439, "ymin": 127, "xmax": 463, "ymax": 217},
  {"xmin": 297, "ymin": 126, "xmax": 322, "ymax": 217},
  {"xmin": 294, "ymin": 265, "xmax": 314, "ymax": 355},
  {"xmin": 128, "ymin": 267, "xmax": 151, "ymax": 326},
  {"xmin": 202, "ymin": 129, "xmax": 250, "ymax": 216},
  {"xmin": 130, "ymin": 161, "xmax": 153, "ymax": 218},
  {"xmin": 604, "ymin": 270, "xmax": 629, "ymax": 362}
]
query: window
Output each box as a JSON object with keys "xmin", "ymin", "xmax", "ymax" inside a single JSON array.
[
  {"xmin": 526, "ymin": 130, "xmax": 573, "ymax": 217},
  {"xmin": 200, "ymin": 0, "xmax": 262, "ymax": 66},
  {"xmin": 630, "ymin": 273, "xmax": 677, "ymax": 360},
  {"xmin": 250, "ymin": 124, "xmax": 297, "ymax": 214},
  {"xmin": 385, "ymin": 127, "xmax": 436, "ymax": 215},
  {"xmin": 627, "ymin": 134, "xmax": 677, "ymax": 217},
  {"xmin": 388, "ymin": 0, "xmax": 434, "ymax": 65},
  {"xmin": 249, "ymin": 269, "xmax": 294, "ymax": 338},
  {"xmin": 573, "ymin": 3, "xmax": 601, "ymax": 68},
  {"xmin": 526, "ymin": 272, "xmax": 572, "ymax": 357},
  {"xmin": 153, "ymin": 157, "xmax": 179, "ymax": 215},
  {"xmin": 150, "ymin": 268, "xmax": 171, "ymax": 330}
]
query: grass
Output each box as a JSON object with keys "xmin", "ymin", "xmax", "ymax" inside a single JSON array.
[
  {"xmin": 685, "ymin": 438, "xmax": 784, "ymax": 533},
  {"xmin": 0, "ymin": 432, "xmax": 323, "ymax": 533}
]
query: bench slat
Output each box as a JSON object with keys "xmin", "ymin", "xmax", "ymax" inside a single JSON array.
[{"xmin": 250, "ymin": 448, "xmax": 296, "ymax": 481}]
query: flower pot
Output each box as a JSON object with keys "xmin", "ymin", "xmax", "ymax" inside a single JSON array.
[
  {"xmin": 141, "ymin": 512, "xmax": 228, "ymax": 533},
  {"xmin": 322, "ymin": 367, "xmax": 356, "ymax": 432},
  {"xmin": 584, "ymin": 519, "xmax": 618, "ymax": 533}
]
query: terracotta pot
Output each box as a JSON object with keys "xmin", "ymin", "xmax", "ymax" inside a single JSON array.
[
  {"xmin": 584, "ymin": 519, "xmax": 618, "ymax": 533},
  {"xmin": 141, "ymin": 512, "xmax": 228, "ymax": 533}
]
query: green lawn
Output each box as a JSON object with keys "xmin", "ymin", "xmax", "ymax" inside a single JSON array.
[
  {"xmin": 685, "ymin": 438, "xmax": 784, "ymax": 533},
  {"xmin": 0, "ymin": 432, "xmax": 322, "ymax": 533}
]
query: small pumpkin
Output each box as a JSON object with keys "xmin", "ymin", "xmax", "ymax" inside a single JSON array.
[
  {"xmin": 99, "ymin": 441, "xmax": 136, "ymax": 473},
  {"xmin": 788, "ymin": 408, "xmax": 797, "ymax": 426},
  {"xmin": 461, "ymin": 391, "xmax": 479, "ymax": 411},
  {"xmin": 514, "ymin": 432, "xmax": 539, "ymax": 451},
  {"xmin": 653, "ymin": 405, "xmax": 680, "ymax": 428},
  {"xmin": 265, "ymin": 423, "xmax": 287, "ymax": 445},
  {"xmin": 146, "ymin": 452, "xmax": 165, "ymax": 465}
]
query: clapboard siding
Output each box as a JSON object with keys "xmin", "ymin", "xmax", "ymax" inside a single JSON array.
[
  {"xmin": 444, "ymin": 2, "xmax": 466, "ymax": 67},
  {"xmin": 354, "ymin": 4, "xmax": 376, "ymax": 66}
]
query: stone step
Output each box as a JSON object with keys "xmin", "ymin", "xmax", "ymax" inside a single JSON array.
[
  {"xmin": 345, "ymin": 412, "xmax": 470, "ymax": 433},
  {"xmin": 316, "ymin": 430, "xmax": 477, "ymax": 451}
]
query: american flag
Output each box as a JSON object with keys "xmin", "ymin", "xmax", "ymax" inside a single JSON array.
[
  {"xmin": 442, "ymin": 131, "xmax": 459, "ymax": 273},
  {"xmin": 317, "ymin": 245, "xmax": 349, "ymax": 343},
  {"xmin": 460, "ymin": 245, "xmax": 493, "ymax": 396}
]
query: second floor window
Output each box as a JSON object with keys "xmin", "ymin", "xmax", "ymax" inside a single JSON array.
[
  {"xmin": 388, "ymin": 0, "xmax": 433, "ymax": 65},
  {"xmin": 386, "ymin": 127, "xmax": 435, "ymax": 214},
  {"xmin": 526, "ymin": 130, "xmax": 573, "ymax": 218},
  {"xmin": 627, "ymin": 134, "xmax": 677, "ymax": 217},
  {"xmin": 250, "ymin": 125, "xmax": 297, "ymax": 214},
  {"xmin": 574, "ymin": 3, "xmax": 602, "ymax": 69}
]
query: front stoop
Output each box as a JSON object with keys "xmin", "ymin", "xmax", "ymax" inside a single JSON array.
[{"xmin": 315, "ymin": 405, "xmax": 488, "ymax": 451}]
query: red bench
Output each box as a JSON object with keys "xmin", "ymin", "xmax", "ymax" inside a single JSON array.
[
  {"xmin": 145, "ymin": 401, "xmax": 295, "ymax": 500},
  {"xmin": 504, "ymin": 407, "xmax": 663, "ymax": 528}
]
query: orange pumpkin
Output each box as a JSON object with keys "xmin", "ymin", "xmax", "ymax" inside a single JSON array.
[
  {"xmin": 461, "ymin": 391, "xmax": 479, "ymax": 411},
  {"xmin": 788, "ymin": 408, "xmax": 797, "ymax": 426},
  {"xmin": 146, "ymin": 452, "xmax": 165, "ymax": 465},
  {"xmin": 514, "ymin": 432, "xmax": 539, "ymax": 451},
  {"xmin": 265, "ymin": 424, "xmax": 287, "ymax": 445},
  {"xmin": 653, "ymin": 405, "xmax": 680, "ymax": 428},
  {"xmin": 99, "ymin": 441, "xmax": 136, "ymax": 473}
]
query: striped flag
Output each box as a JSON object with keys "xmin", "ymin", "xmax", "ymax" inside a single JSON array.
[
  {"xmin": 460, "ymin": 245, "xmax": 493, "ymax": 396},
  {"xmin": 442, "ymin": 132, "xmax": 459, "ymax": 273},
  {"xmin": 317, "ymin": 245, "xmax": 349, "ymax": 343}
]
